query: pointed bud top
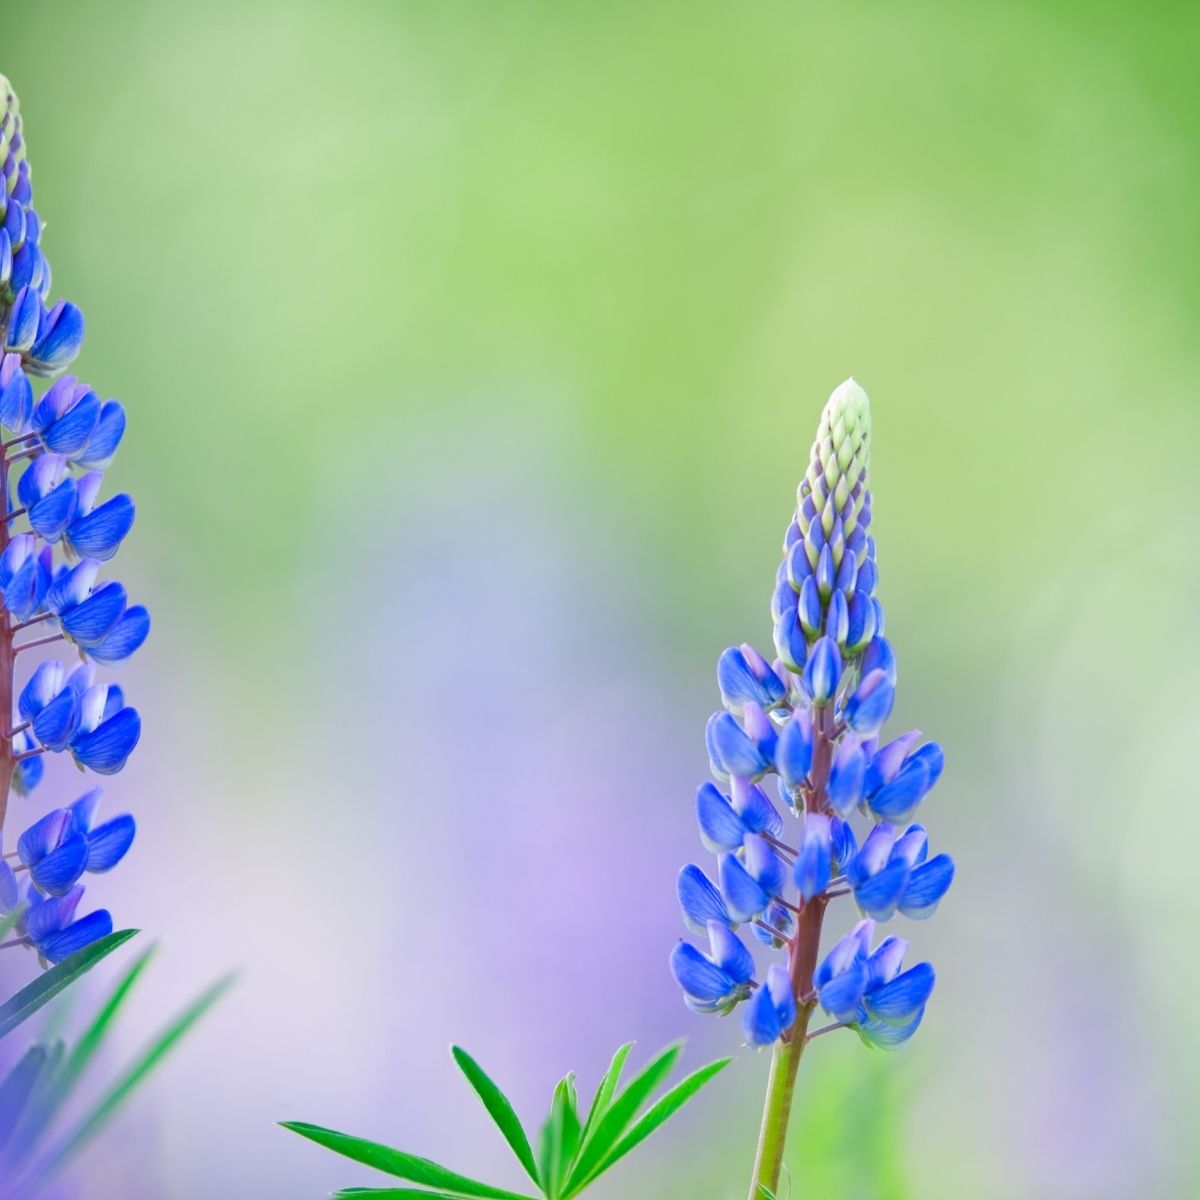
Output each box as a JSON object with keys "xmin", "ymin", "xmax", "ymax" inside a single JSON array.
[{"xmin": 797, "ymin": 379, "xmax": 872, "ymax": 554}]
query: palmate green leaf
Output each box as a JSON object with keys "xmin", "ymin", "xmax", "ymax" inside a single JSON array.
[
  {"xmin": 30, "ymin": 972, "xmax": 234, "ymax": 1182},
  {"xmin": 568, "ymin": 1057, "xmax": 732, "ymax": 1193},
  {"xmin": 536, "ymin": 1074, "xmax": 581, "ymax": 1199},
  {"xmin": 0, "ymin": 930, "xmax": 138, "ymax": 1039},
  {"xmin": 282, "ymin": 1123, "xmax": 538, "ymax": 1200},
  {"xmin": 4, "ymin": 946, "xmax": 159, "ymax": 1169},
  {"xmin": 578, "ymin": 1042, "xmax": 631, "ymax": 1148},
  {"xmin": 451, "ymin": 1046, "xmax": 540, "ymax": 1188},
  {"xmin": 560, "ymin": 1042, "xmax": 682, "ymax": 1196}
]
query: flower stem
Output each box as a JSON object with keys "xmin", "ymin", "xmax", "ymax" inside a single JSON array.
[{"xmin": 746, "ymin": 705, "xmax": 835, "ymax": 1200}]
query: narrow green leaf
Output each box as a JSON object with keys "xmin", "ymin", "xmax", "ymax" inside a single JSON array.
[
  {"xmin": 0, "ymin": 930, "xmax": 138, "ymax": 1039},
  {"xmin": 570, "ymin": 1058, "xmax": 732, "ymax": 1193},
  {"xmin": 537, "ymin": 1075, "xmax": 581, "ymax": 1200},
  {"xmin": 450, "ymin": 1046, "xmax": 540, "ymax": 1188},
  {"xmin": 52, "ymin": 945, "xmax": 158, "ymax": 1111},
  {"xmin": 36, "ymin": 973, "xmax": 234, "ymax": 1177},
  {"xmin": 282, "ymin": 1123, "xmax": 538, "ymax": 1200},
  {"xmin": 757, "ymin": 1186, "xmax": 781, "ymax": 1200},
  {"xmin": 561, "ymin": 1042, "xmax": 681, "ymax": 1195},
  {"xmin": 3, "ymin": 1039, "xmax": 66, "ymax": 1169},
  {"xmin": 578, "ymin": 1042, "xmax": 632, "ymax": 1147}
]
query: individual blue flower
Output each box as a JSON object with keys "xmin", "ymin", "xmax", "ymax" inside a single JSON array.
[
  {"xmin": 27, "ymin": 299, "xmax": 85, "ymax": 374},
  {"xmin": 24, "ymin": 885, "xmax": 113, "ymax": 965},
  {"xmin": 17, "ymin": 453, "xmax": 77, "ymax": 542},
  {"xmin": 0, "ymin": 350, "xmax": 31, "ymax": 429},
  {"xmin": 670, "ymin": 921, "xmax": 755, "ymax": 1015},
  {"xmin": 63, "ymin": 471, "xmax": 135, "ymax": 561},
  {"xmin": 742, "ymin": 963, "xmax": 797, "ymax": 1048},
  {"xmin": 0, "ymin": 532, "xmax": 51, "ymax": 620},
  {"xmin": 31, "ymin": 375, "xmax": 100, "ymax": 455},
  {"xmin": 69, "ymin": 681, "xmax": 141, "ymax": 775}
]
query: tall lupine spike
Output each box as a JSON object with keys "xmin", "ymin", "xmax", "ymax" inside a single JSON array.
[
  {"xmin": 0, "ymin": 75, "xmax": 147, "ymax": 968},
  {"xmin": 667, "ymin": 379, "xmax": 955, "ymax": 1200}
]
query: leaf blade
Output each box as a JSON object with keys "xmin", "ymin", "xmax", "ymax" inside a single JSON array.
[
  {"xmin": 282, "ymin": 1123, "xmax": 538, "ymax": 1200},
  {"xmin": 0, "ymin": 929, "xmax": 138, "ymax": 1039},
  {"xmin": 578, "ymin": 1042, "xmax": 632, "ymax": 1146},
  {"xmin": 450, "ymin": 1045, "xmax": 540, "ymax": 1188},
  {"xmin": 561, "ymin": 1042, "xmax": 682, "ymax": 1195},
  {"xmin": 580, "ymin": 1058, "xmax": 732, "ymax": 1188},
  {"xmin": 33, "ymin": 972, "xmax": 234, "ymax": 1179}
]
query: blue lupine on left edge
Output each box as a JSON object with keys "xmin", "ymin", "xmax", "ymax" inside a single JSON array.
[
  {"xmin": 0, "ymin": 74, "xmax": 145, "ymax": 966},
  {"xmin": 670, "ymin": 379, "xmax": 954, "ymax": 1057}
]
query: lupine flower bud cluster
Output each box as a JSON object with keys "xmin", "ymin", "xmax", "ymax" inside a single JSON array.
[
  {"xmin": 670, "ymin": 380, "xmax": 954, "ymax": 1050},
  {"xmin": 0, "ymin": 76, "xmax": 145, "ymax": 965}
]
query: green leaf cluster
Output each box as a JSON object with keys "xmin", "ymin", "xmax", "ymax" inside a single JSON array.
[
  {"xmin": 0, "ymin": 932, "xmax": 232, "ymax": 1198},
  {"xmin": 284, "ymin": 1040, "xmax": 731, "ymax": 1200}
]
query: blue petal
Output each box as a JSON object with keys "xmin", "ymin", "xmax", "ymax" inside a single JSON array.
[
  {"xmin": 17, "ymin": 809, "xmax": 70, "ymax": 865},
  {"xmin": 853, "ymin": 859, "xmax": 911, "ymax": 921},
  {"xmin": 38, "ymin": 909, "xmax": 113, "ymax": 964},
  {"xmin": 793, "ymin": 814, "xmax": 831, "ymax": 901},
  {"xmin": 25, "ymin": 886, "xmax": 83, "ymax": 943},
  {"xmin": 677, "ymin": 864, "xmax": 731, "ymax": 934},
  {"xmin": 717, "ymin": 645, "xmax": 785, "ymax": 714},
  {"xmin": 869, "ymin": 759, "xmax": 932, "ymax": 823},
  {"xmin": 845, "ymin": 669, "xmax": 895, "ymax": 736},
  {"xmin": 743, "ymin": 834, "xmax": 787, "ymax": 898},
  {"xmin": 28, "ymin": 478, "xmax": 78, "ymax": 542},
  {"xmin": 731, "ymin": 777, "xmax": 783, "ymax": 837},
  {"xmin": 802, "ymin": 637, "xmax": 841, "ymax": 707},
  {"xmin": 785, "ymin": 538, "xmax": 811, "ymax": 589},
  {"xmin": 898, "ymin": 854, "xmax": 955, "ymax": 920},
  {"xmin": 765, "ymin": 962, "xmax": 796, "ymax": 1033},
  {"xmin": 742, "ymin": 980, "xmax": 783, "ymax": 1047},
  {"xmin": 864, "ymin": 963, "xmax": 935, "ymax": 1026},
  {"xmin": 85, "ymin": 814, "xmax": 136, "ymax": 873},
  {"xmin": 773, "ymin": 607, "xmax": 807, "ymax": 673},
  {"xmin": 890, "ymin": 824, "xmax": 929, "ymax": 869},
  {"xmin": 76, "ymin": 400, "xmax": 126, "ymax": 470},
  {"xmin": 708, "ymin": 711, "xmax": 770, "ymax": 779},
  {"xmin": 30, "ymin": 832, "xmax": 89, "ymax": 895},
  {"xmin": 860, "ymin": 635, "xmax": 896, "ymax": 684},
  {"xmin": 775, "ymin": 710, "xmax": 813, "ymax": 790},
  {"xmin": 6, "ymin": 287, "xmax": 39, "ymax": 351},
  {"xmin": 61, "ymin": 581, "xmax": 126, "ymax": 647},
  {"xmin": 830, "ymin": 817, "xmax": 858, "ymax": 874},
  {"xmin": 827, "ymin": 739, "xmax": 866, "ymax": 818},
  {"xmin": 67, "ymin": 788, "xmax": 103, "ymax": 834},
  {"xmin": 719, "ymin": 853, "xmax": 769, "ymax": 922},
  {"xmin": 856, "ymin": 1007, "xmax": 924, "ymax": 1050},
  {"xmin": 0, "ymin": 366, "xmax": 31, "ymax": 430},
  {"xmin": 708, "ymin": 920, "xmax": 754, "ymax": 985},
  {"xmin": 0, "ymin": 861, "xmax": 19, "ymax": 912},
  {"xmin": 905, "ymin": 741, "xmax": 945, "ymax": 789},
  {"xmin": 695, "ymin": 782, "xmax": 746, "ymax": 853},
  {"xmin": 32, "ymin": 686, "xmax": 81, "ymax": 751},
  {"xmin": 815, "ymin": 921, "xmax": 871, "ymax": 990},
  {"xmin": 848, "ymin": 821, "xmax": 895, "ymax": 885},
  {"xmin": 29, "ymin": 301, "xmax": 85, "ymax": 372},
  {"xmin": 67, "ymin": 494, "xmax": 135, "ymax": 561},
  {"xmin": 815, "ymin": 545, "xmax": 834, "ymax": 600},
  {"xmin": 71, "ymin": 707, "xmax": 141, "ymax": 774},
  {"xmin": 797, "ymin": 576, "xmax": 822, "ymax": 637},
  {"xmin": 844, "ymin": 589, "xmax": 877, "ymax": 653},
  {"xmin": 43, "ymin": 389, "xmax": 100, "ymax": 455},
  {"xmin": 818, "ymin": 958, "xmax": 868, "ymax": 1022},
  {"xmin": 864, "ymin": 729, "xmax": 922, "ymax": 797},
  {"xmin": 824, "ymin": 588, "xmax": 848, "ymax": 645},
  {"xmin": 864, "ymin": 936, "xmax": 909, "ymax": 990},
  {"xmin": 46, "ymin": 558, "xmax": 101, "ymax": 615},
  {"xmin": 89, "ymin": 606, "xmax": 147, "ymax": 667},
  {"xmin": 670, "ymin": 941, "xmax": 736, "ymax": 1004}
]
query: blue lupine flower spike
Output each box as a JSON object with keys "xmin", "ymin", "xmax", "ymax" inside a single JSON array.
[
  {"xmin": 0, "ymin": 74, "xmax": 146, "ymax": 967},
  {"xmin": 665, "ymin": 379, "xmax": 955, "ymax": 1200}
]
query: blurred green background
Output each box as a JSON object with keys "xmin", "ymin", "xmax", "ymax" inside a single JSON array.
[{"xmin": 6, "ymin": 2, "xmax": 1199, "ymax": 1197}]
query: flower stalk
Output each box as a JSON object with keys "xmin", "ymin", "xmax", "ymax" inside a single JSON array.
[{"xmin": 668, "ymin": 379, "xmax": 956, "ymax": 1195}]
